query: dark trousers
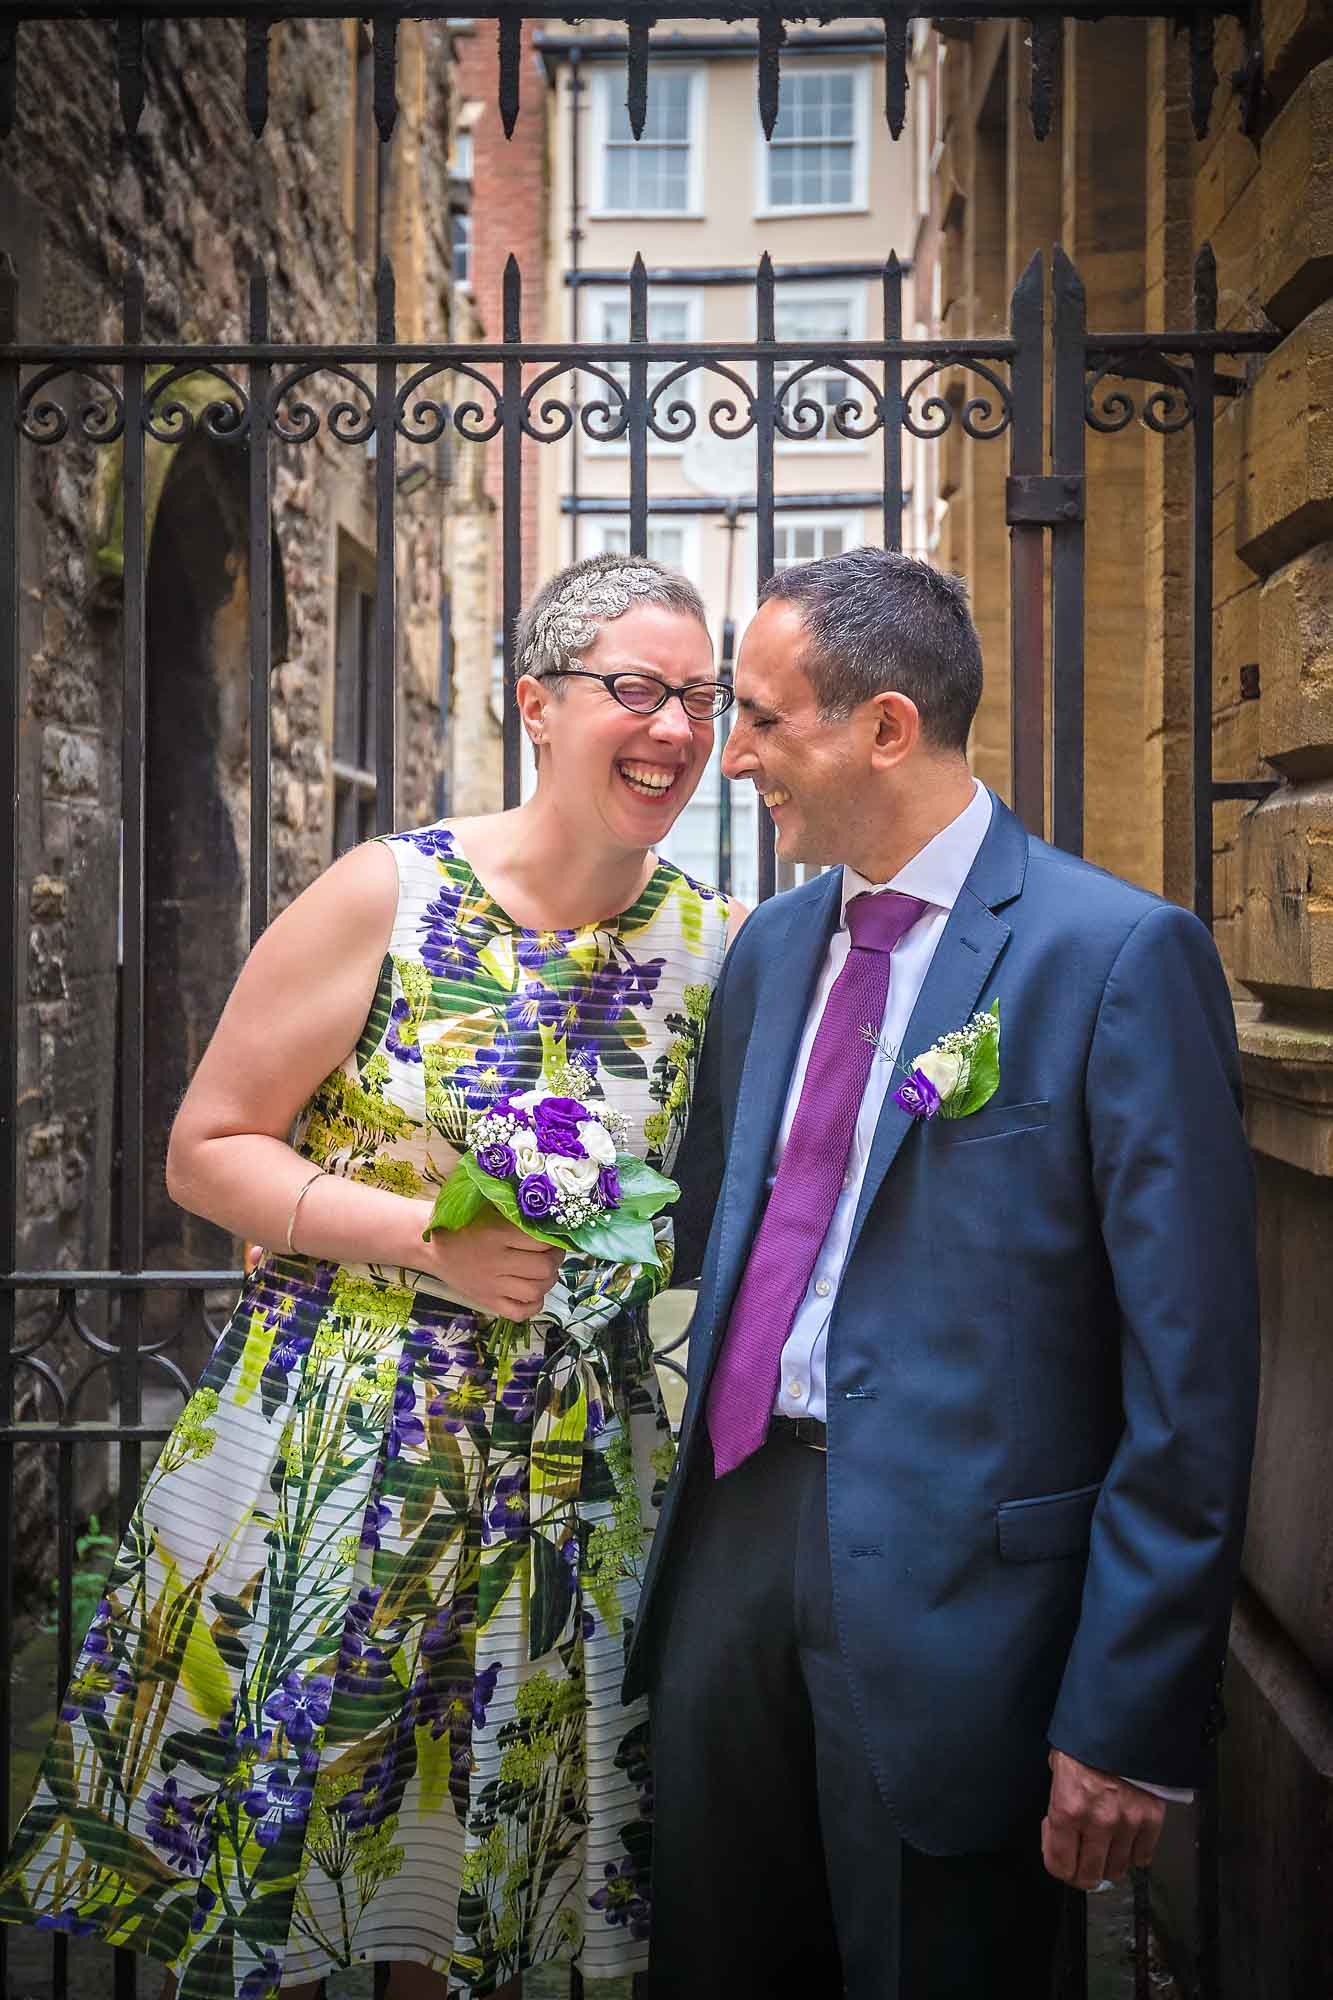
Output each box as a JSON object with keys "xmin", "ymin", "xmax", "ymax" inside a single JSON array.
[{"xmin": 647, "ymin": 1430, "xmax": 1064, "ymax": 1999}]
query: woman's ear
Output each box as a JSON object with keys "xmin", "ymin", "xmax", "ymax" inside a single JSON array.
[{"xmin": 514, "ymin": 672, "xmax": 548, "ymax": 749}]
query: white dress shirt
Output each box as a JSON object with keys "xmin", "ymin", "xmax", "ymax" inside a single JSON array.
[
  {"xmin": 772, "ymin": 779, "xmax": 994, "ymax": 1424},
  {"xmin": 762, "ymin": 778, "xmax": 1191, "ymax": 1806}
]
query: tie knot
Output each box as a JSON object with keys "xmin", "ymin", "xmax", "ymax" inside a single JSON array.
[{"xmin": 845, "ymin": 889, "xmax": 928, "ymax": 955}]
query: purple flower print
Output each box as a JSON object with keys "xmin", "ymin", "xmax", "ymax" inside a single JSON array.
[
  {"xmin": 262, "ymin": 1670, "xmax": 333, "ymax": 1747},
  {"xmin": 532, "ymin": 1096, "xmax": 589, "ymax": 1159},
  {"xmin": 264, "ymin": 1328, "xmax": 312, "ymax": 1381},
  {"xmin": 454, "ymin": 1041, "xmax": 521, "ymax": 1109},
  {"xmin": 334, "ymin": 1634, "xmax": 395, "ymax": 1704},
  {"xmin": 60, "ymin": 1654, "xmax": 133, "ymax": 1723},
  {"xmin": 596, "ymin": 1164, "xmax": 622, "ymax": 1209},
  {"xmin": 35, "ymin": 1912, "xmax": 98, "ymax": 1936},
  {"xmin": 188, "ymin": 1882, "xmax": 217, "ymax": 1935},
  {"xmin": 485, "ymin": 1469, "xmax": 530, "ymax": 1545},
  {"xmin": 472, "ymin": 1659, "xmax": 501, "ymax": 1727},
  {"xmin": 402, "ymin": 826, "xmax": 456, "ymax": 860},
  {"xmin": 505, "ymin": 981, "xmax": 550, "ymax": 1037},
  {"xmin": 430, "ymin": 1363, "xmax": 493, "ymax": 1433},
  {"xmin": 894, "ymin": 1067, "xmax": 942, "ymax": 1121},
  {"xmin": 345, "ymin": 1584, "xmax": 384, "ymax": 1636},
  {"xmin": 516, "ymin": 927, "xmax": 576, "ymax": 971},
  {"xmin": 237, "ymin": 1951, "xmax": 282, "ymax": 2000},
  {"xmin": 420, "ymin": 1592, "xmax": 475, "ymax": 1659},
  {"xmin": 517, "ymin": 1172, "xmax": 558, "ymax": 1221},
  {"xmin": 499, "ymin": 1352, "xmax": 545, "ymax": 1424},
  {"xmin": 590, "ymin": 1858, "xmax": 650, "ymax": 1939},
  {"xmin": 623, "ymin": 955, "xmax": 666, "ymax": 1010},
  {"xmin": 242, "ymin": 1766, "xmax": 313, "ymax": 1847},
  {"xmin": 336, "ymin": 1754, "xmax": 396, "ymax": 1830},
  {"xmin": 420, "ymin": 885, "xmax": 482, "ymax": 979},
  {"xmin": 385, "ymin": 996, "xmax": 424, "ymax": 1066},
  {"xmin": 387, "ymin": 1369, "xmax": 427, "ymax": 1459},
  {"xmin": 476, "ymin": 1141, "xmax": 517, "ymax": 1180},
  {"xmin": 360, "ymin": 1496, "xmax": 392, "ymax": 1549},
  {"xmin": 145, "ymin": 1776, "xmax": 209, "ymax": 1872}
]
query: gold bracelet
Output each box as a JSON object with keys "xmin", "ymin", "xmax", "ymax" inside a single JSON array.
[{"xmin": 285, "ymin": 1169, "xmax": 326, "ymax": 1256}]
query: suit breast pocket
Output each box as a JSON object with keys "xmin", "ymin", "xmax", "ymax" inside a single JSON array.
[{"xmin": 930, "ymin": 1098, "xmax": 1050, "ymax": 1147}]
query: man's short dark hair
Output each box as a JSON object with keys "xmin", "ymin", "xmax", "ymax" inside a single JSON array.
[{"xmin": 758, "ymin": 547, "xmax": 983, "ymax": 752}]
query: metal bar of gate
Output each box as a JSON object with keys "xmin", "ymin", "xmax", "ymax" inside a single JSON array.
[
  {"xmin": 1050, "ymin": 248, "xmax": 1087, "ymax": 858},
  {"xmin": 501, "ymin": 255, "xmax": 522, "ymax": 809},
  {"xmin": 754, "ymin": 253, "xmax": 776, "ymax": 902},
  {"xmin": 374, "ymin": 256, "xmax": 398, "ymax": 835},
  {"xmin": 1192, "ymin": 247, "xmax": 1217, "ymax": 932},
  {"xmin": 0, "ymin": 248, "xmax": 19, "ymax": 2000},
  {"xmin": 628, "ymin": 254, "xmax": 648, "ymax": 558},
  {"xmin": 882, "ymin": 253, "xmax": 903, "ymax": 553},
  {"xmin": 249, "ymin": 270, "xmax": 273, "ymax": 943},
  {"xmin": 1008, "ymin": 252, "xmax": 1045, "ymax": 837}
]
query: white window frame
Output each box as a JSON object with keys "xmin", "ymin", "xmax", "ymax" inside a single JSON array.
[
  {"xmin": 579, "ymin": 286, "xmax": 703, "ymax": 457},
  {"xmin": 589, "ymin": 65, "xmax": 705, "ymax": 219},
  {"xmin": 583, "ymin": 515, "xmax": 702, "ymax": 580},
  {"xmin": 755, "ymin": 64, "xmax": 870, "ymax": 218},
  {"xmin": 770, "ymin": 285, "xmax": 868, "ymax": 456},
  {"xmin": 768, "ymin": 511, "xmax": 865, "ymax": 578}
]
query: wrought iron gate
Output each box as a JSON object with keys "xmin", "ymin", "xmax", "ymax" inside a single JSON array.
[{"xmin": 0, "ymin": 8, "xmax": 1282, "ymax": 2000}]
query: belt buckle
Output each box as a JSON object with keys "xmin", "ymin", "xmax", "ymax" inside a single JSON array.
[{"xmin": 793, "ymin": 1418, "xmax": 827, "ymax": 1454}]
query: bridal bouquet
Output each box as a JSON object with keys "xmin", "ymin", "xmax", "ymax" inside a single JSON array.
[{"xmin": 423, "ymin": 1081, "xmax": 679, "ymax": 1270}]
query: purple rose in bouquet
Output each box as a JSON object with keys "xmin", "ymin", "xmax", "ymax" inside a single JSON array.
[
  {"xmin": 517, "ymin": 1172, "xmax": 559, "ymax": 1220},
  {"xmin": 597, "ymin": 1164, "xmax": 622, "ymax": 1207},
  {"xmin": 476, "ymin": 1141, "xmax": 517, "ymax": 1179},
  {"xmin": 531, "ymin": 1095, "xmax": 589, "ymax": 1158}
]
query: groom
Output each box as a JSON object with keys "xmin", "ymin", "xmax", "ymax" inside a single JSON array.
[{"xmin": 626, "ymin": 549, "xmax": 1259, "ymax": 1998}]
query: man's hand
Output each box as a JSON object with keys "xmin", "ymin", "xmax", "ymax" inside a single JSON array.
[{"xmin": 1041, "ymin": 1751, "xmax": 1165, "ymax": 1889}]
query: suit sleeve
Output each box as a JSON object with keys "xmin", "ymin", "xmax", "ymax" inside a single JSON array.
[
  {"xmin": 665, "ymin": 941, "xmax": 734, "ymax": 1289},
  {"xmin": 1046, "ymin": 901, "xmax": 1260, "ymax": 1788}
]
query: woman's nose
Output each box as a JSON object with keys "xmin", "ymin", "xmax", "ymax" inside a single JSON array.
[{"xmin": 650, "ymin": 699, "xmax": 696, "ymax": 746}]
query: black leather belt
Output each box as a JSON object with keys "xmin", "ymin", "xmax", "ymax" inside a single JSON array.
[{"xmin": 770, "ymin": 1414, "xmax": 828, "ymax": 1453}]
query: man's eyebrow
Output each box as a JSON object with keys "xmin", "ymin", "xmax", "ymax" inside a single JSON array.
[{"xmin": 737, "ymin": 695, "xmax": 777, "ymax": 719}]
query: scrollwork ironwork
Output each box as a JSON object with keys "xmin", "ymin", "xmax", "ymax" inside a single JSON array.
[
  {"xmin": 518, "ymin": 361, "xmax": 627, "ymax": 446},
  {"xmin": 19, "ymin": 363, "xmax": 126, "ymax": 445},
  {"xmin": 143, "ymin": 362, "xmax": 249, "ymax": 444},
  {"xmin": 270, "ymin": 363, "xmax": 376, "ymax": 445},
  {"xmin": 397, "ymin": 360, "xmax": 504, "ymax": 446},
  {"xmin": 902, "ymin": 358, "xmax": 1013, "ymax": 441},
  {"xmin": 775, "ymin": 358, "xmax": 884, "ymax": 443},
  {"xmin": 1085, "ymin": 354, "xmax": 1196, "ymax": 435},
  {"xmin": 647, "ymin": 360, "xmax": 757, "ymax": 445}
]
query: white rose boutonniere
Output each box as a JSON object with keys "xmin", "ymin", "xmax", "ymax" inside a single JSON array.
[{"xmin": 864, "ymin": 1000, "xmax": 1002, "ymax": 1121}]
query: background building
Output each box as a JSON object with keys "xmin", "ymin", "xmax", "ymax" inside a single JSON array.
[{"xmin": 535, "ymin": 18, "xmax": 915, "ymax": 899}]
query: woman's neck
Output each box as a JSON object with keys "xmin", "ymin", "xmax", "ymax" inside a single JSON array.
[{"xmin": 462, "ymin": 795, "xmax": 654, "ymax": 931}]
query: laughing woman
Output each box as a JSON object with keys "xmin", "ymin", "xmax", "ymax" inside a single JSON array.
[{"xmin": 0, "ymin": 554, "xmax": 743, "ymax": 2000}]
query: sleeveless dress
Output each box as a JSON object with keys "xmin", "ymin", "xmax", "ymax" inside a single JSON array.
[{"xmin": 0, "ymin": 823, "xmax": 729, "ymax": 2000}]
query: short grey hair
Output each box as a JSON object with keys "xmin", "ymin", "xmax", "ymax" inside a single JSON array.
[
  {"xmin": 758, "ymin": 547, "xmax": 983, "ymax": 751},
  {"xmin": 514, "ymin": 551, "xmax": 710, "ymax": 688}
]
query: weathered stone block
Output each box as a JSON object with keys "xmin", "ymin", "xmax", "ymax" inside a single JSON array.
[
  {"xmin": 1237, "ymin": 782, "xmax": 1333, "ymax": 1002},
  {"xmin": 1235, "ymin": 303, "xmax": 1333, "ymax": 575},
  {"xmin": 1264, "ymin": 0, "xmax": 1333, "ymax": 121},
  {"xmin": 40, "ymin": 725, "xmax": 99, "ymax": 800},
  {"xmin": 1261, "ymin": 58, "xmax": 1333, "ymax": 329},
  {"xmin": 1258, "ymin": 544, "xmax": 1333, "ymax": 777}
]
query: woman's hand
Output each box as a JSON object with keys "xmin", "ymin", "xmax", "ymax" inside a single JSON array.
[{"xmin": 414, "ymin": 1208, "xmax": 564, "ymax": 1321}]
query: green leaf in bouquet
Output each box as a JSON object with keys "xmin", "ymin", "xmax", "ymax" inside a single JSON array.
[
  {"xmin": 422, "ymin": 1160, "xmax": 485, "ymax": 1238},
  {"xmin": 612, "ymin": 1157, "xmax": 680, "ymax": 1219},
  {"xmin": 568, "ymin": 1209, "xmax": 663, "ymax": 1267}
]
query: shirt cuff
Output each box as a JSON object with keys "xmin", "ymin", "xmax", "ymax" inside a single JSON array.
[{"xmin": 1122, "ymin": 1777, "xmax": 1195, "ymax": 1804}]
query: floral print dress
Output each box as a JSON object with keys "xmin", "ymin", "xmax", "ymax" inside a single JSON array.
[{"xmin": 0, "ymin": 823, "xmax": 728, "ymax": 2000}]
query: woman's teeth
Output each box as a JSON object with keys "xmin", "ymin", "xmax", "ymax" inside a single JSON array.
[{"xmin": 619, "ymin": 762, "xmax": 678, "ymax": 798}]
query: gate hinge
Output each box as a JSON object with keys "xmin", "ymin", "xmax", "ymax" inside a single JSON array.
[{"xmin": 1005, "ymin": 474, "xmax": 1085, "ymax": 525}]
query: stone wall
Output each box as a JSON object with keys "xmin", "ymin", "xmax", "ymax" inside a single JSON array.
[
  {"xmin": 1, "ymin": 17, "xmax": 495, "ymax": 1547},
  {"xmin": 911, "ymin": 11, "xmax": 1333, "ymax": 1989}
]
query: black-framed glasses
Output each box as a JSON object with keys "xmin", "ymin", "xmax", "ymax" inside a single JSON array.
[{"xmin": 540, "ymin": 668, "xmax": 734, "ymax": 721}]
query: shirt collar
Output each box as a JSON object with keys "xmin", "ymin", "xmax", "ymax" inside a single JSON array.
[{"xmin": 839, "ymin": 780, "xmax": 994, "ymax": 925}]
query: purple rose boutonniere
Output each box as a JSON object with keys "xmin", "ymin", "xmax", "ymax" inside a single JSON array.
[{"xmin": 869, "ymin": 999, "xmax": 1003, "ymax": 1123}]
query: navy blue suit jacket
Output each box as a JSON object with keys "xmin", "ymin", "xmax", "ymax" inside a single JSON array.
[{"xmin": 625, "ymin": 792, "xmax": 1259, "ymax": 1855}]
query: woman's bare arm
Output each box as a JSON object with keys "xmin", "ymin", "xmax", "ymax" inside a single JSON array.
[{"xmin": 165, "ymin": 840, "xmax": 561, "ymax": 1317}]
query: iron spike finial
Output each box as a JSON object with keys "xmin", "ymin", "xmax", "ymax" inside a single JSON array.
[
  {"xmin": 503, "ymin": 253, "xmax": 521, "ymax": 342},
  {"xmin": 499, "ymin": 13, "xmax": 521, "ymax": 139},
  {"xmin": 372, "ymin": 14, "xmax": 398, "ymax": 143},
  {"xmin": 118, "ymin": 12, "xmax": 145, "ymax": 139},
  {"xmin": 883, "ymin": 12, "xmax": 909, "ymax": 142},
  {"xmin": 758, "ymin": 13, "xmax": 785, "ymax": 143},
  {"xmin": 0, "ymin": 19, "xmax": 16, "ymax": 142},
  {"xmin": 245, "ymin": 16, "xmax": 271, "ymax": 141},
  {"xmin": 629, "ymin": 251, "xmax": 648, "ymax": 341},
  {"xmin": 627, "ymin": 18, "xmax": 651, "ymax": 142},
  {"xmin": 756, "ymin": 249, "xmax": 775, "ymax": 341}
]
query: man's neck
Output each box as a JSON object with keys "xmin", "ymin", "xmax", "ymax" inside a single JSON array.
[{"xmin": 844, "ymin": 765, "xmax": 979, "ymax": 886}]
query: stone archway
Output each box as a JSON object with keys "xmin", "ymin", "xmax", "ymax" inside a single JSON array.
[{"xmin": 138, "ymin": 429, "xmax": 288, "ymax": 1357}]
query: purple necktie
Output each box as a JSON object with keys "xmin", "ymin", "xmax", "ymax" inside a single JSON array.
[{"xmin": 705, "ymin": 889, "xmax": 929, "ymax": 1478}]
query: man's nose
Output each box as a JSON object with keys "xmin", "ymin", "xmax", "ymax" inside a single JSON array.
[{"xmin": 720, "ymin": 725, "xmax": 752, "ymax": 779}]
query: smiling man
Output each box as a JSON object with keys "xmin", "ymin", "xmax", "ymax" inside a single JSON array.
[{"xmin": 625, "ymin": 548, "xmax": 1260, "ymax": 2000}]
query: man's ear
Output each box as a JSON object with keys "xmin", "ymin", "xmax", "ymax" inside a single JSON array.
[{"xmin": 868, "ymin": 690, "xmax": 920, "ymax": 771}]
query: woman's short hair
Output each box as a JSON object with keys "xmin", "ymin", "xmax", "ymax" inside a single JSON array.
[
  {"xmin": 515, "ymin": 552, "xmax": 710, "ymax": 688},
  {"xmin": 758, "ymin": 547, "xmax": 983, "ymax": 752}
]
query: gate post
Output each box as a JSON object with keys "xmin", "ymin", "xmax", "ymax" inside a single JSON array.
[{"xmin": 1007, "ymin": 251, "xmax": 1046, "ymax": 837}]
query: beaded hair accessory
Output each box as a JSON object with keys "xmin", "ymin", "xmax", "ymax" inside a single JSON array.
[{"xmin": 518, "ymin": 559, "xmax": 665, "ymax": 677}]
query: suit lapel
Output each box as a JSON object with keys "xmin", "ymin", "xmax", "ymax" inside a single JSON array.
[
  {"xmin": 842, "ymin": 793, "xmax": 1029, "ymax": 1267},
  {"xmin": 700, "ymin": 868, "xmax": 844, "ymax": 1356}
]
